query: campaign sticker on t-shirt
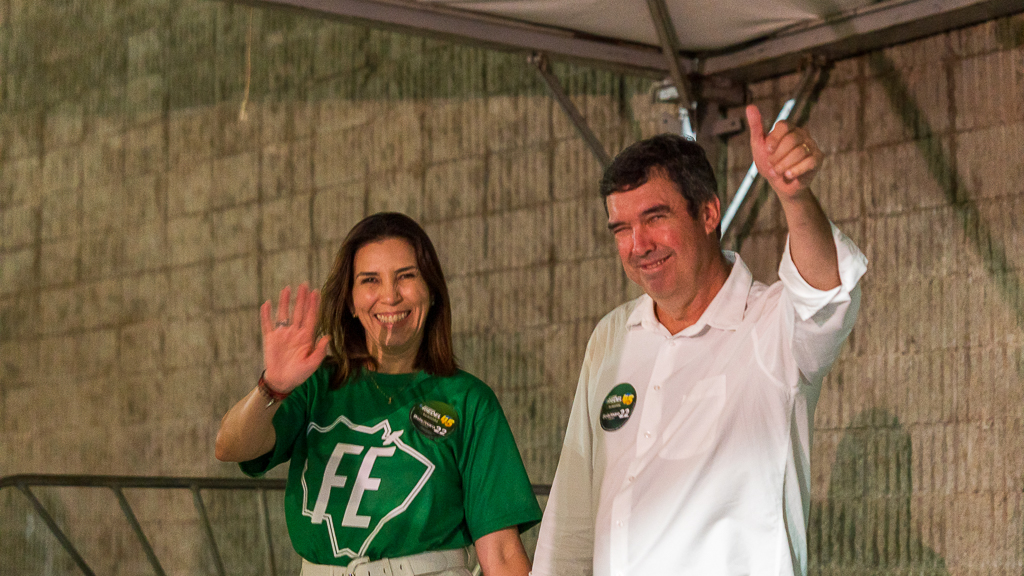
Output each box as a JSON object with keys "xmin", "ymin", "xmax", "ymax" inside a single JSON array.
[
  {"xmin": 409, "ymin": 401, "xmax": 459, "ymax": 440},
  {"xmin": 600, "ymin": 384, "xmax": 637, "ymax": 431}
]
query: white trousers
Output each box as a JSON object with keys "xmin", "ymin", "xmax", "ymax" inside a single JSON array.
[{"xmin": 300, "ymin": 547, "xmax": 474, "ymax": 576}]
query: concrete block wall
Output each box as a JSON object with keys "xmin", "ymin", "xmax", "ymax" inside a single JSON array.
[
  {"xmin": 0, "ymin": 1, "xmax": 1021, "ymax": 575},
  {"xmin": 0, "ymin": 2, "xmax": 652, "ymax": 574}
]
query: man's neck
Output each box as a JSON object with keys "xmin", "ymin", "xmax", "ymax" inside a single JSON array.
[{"xmin": 654, "ymin": 256, "xmax": 732, "ymax": 335}]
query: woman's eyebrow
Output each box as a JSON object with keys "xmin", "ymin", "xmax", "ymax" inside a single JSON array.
[{"xmin": 355, "ymin": 266, "xmax": 417, "ymax": 277}]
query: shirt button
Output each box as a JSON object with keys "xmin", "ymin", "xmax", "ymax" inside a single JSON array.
[
  {"xmin": 616, "ymin": 521, "xmax": 623, "ymax": 527},
  {"xmin": 654, "ymin": 385, "xmax": 661, "ymax": 390},
  {"xmin": 628, "ymin": 475, "xmax": 635, "ymax": 483},
  {"xmin": 644, "ymin": 431, "xmax": 652, "ymax": 438}
]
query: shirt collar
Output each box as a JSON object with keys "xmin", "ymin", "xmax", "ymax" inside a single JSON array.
[{"xmin": 626, "ymin": 251, "xmax": 753, "ymax": 336}]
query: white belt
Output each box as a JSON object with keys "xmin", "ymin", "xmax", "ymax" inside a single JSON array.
[{"xmin": 301, "ymin": 548, "xmax": 470, "ymax": 576}]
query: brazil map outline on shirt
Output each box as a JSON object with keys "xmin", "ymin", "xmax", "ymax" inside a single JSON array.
[{"xmin": 300, "ymin": 414, "xmax": 435, "ymax": 558}]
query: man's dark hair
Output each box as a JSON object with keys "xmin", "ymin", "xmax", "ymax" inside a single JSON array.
[{"xmin": 600, "ymin": 134, "xmax": 719, "ymax": 220}]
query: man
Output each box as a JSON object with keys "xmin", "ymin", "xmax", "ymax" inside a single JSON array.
[{"xmin": 532, "ymin": 105, "xmax": 867, "ymax": 576}]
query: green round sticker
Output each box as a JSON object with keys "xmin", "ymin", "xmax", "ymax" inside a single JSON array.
[
  {"xmin": 410, "ymin": 401, "xmax": 459, "ymax": 440},
  {"xmin": 600, "ymin": 384, "xmax": 637, "ymax": 431}
]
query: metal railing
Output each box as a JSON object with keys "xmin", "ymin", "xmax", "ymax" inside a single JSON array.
[{"xmin": 0, "ymin": 474, "xmax": 551, "ymax": 576}]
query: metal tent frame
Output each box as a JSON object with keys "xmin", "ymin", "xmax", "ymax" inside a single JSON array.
[{"xmin": 239, "ymin": 0, "xmax": 1022, "ymax": 235}]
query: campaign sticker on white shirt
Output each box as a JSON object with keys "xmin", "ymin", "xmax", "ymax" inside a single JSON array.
[
  {"xmin": 600, "ymin": 384, "xmax": 637, "ymax": 431},
  {"xmin": 409, "ymin": 401, "xmax": 459, "ymax": 440}
]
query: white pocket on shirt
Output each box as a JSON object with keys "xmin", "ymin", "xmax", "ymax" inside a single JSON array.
[{"xmin": 657, "ymin": 374, "xmax": 726, "ymax": 460}]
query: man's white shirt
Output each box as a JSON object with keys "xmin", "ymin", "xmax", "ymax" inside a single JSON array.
[{"xmin": 533, "ymin": 224, "xmax": 867, "ymax": 576}]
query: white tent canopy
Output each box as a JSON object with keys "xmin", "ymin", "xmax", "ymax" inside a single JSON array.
[
  {"xmin": 419, "ymin": 0, "xmax": 877, "ymax": 51},
  {"xmin": 247, "ymin": 0, "xmax": 1022, "ymax": 82}
]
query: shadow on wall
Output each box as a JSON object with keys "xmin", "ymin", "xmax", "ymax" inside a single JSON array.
[
  {"xmin": 808, "ymin": 409, "xmax": 948, "ymax": 575},
  {"xmin": 866, "ymin": 50, "xmax": 1024, "ymax": 355}
]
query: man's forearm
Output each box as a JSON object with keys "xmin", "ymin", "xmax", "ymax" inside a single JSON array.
[{"xmin": 778, "ymin": 189, "xmax": 841, "ymax": 291}]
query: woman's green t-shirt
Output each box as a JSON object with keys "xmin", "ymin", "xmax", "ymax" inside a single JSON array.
[{"xmin": 241, "ymin": 365, "xmax": 542, "ymax": 565}]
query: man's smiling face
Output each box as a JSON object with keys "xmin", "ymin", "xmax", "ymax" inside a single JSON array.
[{"xmin": 606, "ymin": 172, "xmax": 722, "ymax": 315}]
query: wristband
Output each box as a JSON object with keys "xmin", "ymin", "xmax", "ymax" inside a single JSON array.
[{"xmin": 257, "ymin": 371, "xmax": 290, "ymax": 407}]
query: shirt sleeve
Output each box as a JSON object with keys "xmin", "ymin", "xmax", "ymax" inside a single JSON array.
[
  {"xmin": 778, "ymin": 222, "xmax": 867, "ymax": 322},
  {"xmin": 532, "ymin": 331, "xmax": 602, "ymax": 576},
  {"xmin": 459, "ymin": 384, "xmax": 542, "ymax": 540},
  {"xmin": 777, "ymin": 222, "xmax": 867, "ymax": 385}
]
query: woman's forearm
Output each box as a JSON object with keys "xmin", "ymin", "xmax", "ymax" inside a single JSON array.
[
  {"xmin": 215, "ymin": 386, "xmax": 280, "ymax": 462},
  {"xmin": 476, "ymin": 527, "xmax": 532, "ymax": 576}
]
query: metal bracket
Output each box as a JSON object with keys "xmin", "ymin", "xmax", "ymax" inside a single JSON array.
[
  {"xmin": 654, "ymin": 76, "xmax": 744, "ymax": 108},
  {"xmin": 659, "ymin": 109, "xmax": 733, "ymax": 141},
  {"xmin": 712, "ymin": 117, "xmax": 744, "ymax": 138},
  {"xmin": 529, "ymin": 53, "xmax": 612, "ymax": 168},
  {"xmin": 657, "ymin": 112, "xmax": 682, "ymax": 135}
]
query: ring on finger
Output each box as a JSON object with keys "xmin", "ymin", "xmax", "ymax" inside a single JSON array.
[
  {"xmin": 275, "ymin": 320, "xmax": 291, "ymax": 328},
  {"xmin": 801, "ymin": 143, "xmax": 812, "ymax": 155}
]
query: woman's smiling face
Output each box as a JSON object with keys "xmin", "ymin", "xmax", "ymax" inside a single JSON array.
[{"xmin": 350, "ymin": 237, "xmax": 431, "ymax": 371}]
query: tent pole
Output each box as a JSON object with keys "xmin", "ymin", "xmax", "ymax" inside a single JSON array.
[
  {"xmin": 645, "ymin": 0, "xmax": 697, "ymax": 137},
  {"xmin": 529, "ymin": 53, "xmax": 612, "ymax": 169}
]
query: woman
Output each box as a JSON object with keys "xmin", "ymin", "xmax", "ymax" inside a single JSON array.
[{"xmin": 216, "ymin": 213, "xmax": 541, "ymax": 576}]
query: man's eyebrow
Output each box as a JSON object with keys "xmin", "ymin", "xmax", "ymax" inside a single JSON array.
[
  {"xmin": 607, "ymin": 204, "xmax": 672, "ymax": 231},
  {"xmin": 641, "ymin": 204, "xmax": 672, "ymax": 217}
]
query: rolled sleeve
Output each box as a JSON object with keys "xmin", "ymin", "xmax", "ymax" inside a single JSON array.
[{"xmin": 778, "ymin": 222, "xmax": 868, "ymax": 321}]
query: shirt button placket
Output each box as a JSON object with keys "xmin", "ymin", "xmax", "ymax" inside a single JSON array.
[
  {"xmin": 637, "ymin": 342, "xmax": 672, "ymax": 454},
  {"xmin": 609, "ymin": 493, "xmax": 631, "ymax": 576}
]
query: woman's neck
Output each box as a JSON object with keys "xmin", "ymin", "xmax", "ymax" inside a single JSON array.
[
  {"xmin": 373, "ymin": 357, "xmax": 416, "ymax": 374},
  {"xmin": 368, "ymin": 341, "xmax": 420, "ymax": 374}
]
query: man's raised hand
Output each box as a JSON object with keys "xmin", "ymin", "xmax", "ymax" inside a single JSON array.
[{"xmin": 746, "ymin": 104, "xmax": 823, "ymax": 200}]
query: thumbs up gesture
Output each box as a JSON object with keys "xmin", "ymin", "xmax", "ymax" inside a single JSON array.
[{"xmin": 746, "ymin": 104, "xmax": 822, "ymax": 200}]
